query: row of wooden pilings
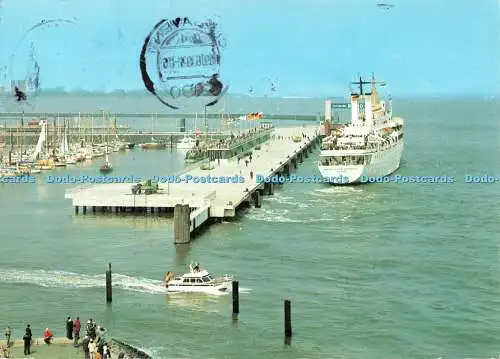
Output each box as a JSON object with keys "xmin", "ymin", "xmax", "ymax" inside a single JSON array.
[
  {"xmin": 248, "ymin": 134, "xmax": 319, "ymax": 209},
  {"xmin": 104, "ymin": 265, "xmax": 293, "ymax": 342}
]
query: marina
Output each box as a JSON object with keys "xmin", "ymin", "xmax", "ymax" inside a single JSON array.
[{"xmin": 66, "ymin": 126, "xmax": 321, "ymax": 243}]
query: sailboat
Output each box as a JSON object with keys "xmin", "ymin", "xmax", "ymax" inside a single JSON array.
[
  {"xmin": 55, "ymin": 122, "xmax": 69, "ymax": 166},
  {"xmin": 99, "ymin": 153, "xmax": 112, "ymax": 173}
]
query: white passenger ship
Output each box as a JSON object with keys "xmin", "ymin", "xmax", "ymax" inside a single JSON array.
[
  {"xmin": 318, "ymin": 74, "xmax": 404, "ymax": 184},
  {"xmin": 164, "ymin": 262, "xmax": 233, "ymax": 294}
]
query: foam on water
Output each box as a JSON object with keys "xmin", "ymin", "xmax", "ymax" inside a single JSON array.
[
  {"xmin": 0, "ymin": 269, "xmax": 253, "ymax": 299},
  {"xmin": 0, "ymin": 268, "xmax": 168, "ymax": 294}
]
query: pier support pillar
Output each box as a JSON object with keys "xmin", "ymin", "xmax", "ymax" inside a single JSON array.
[
  {"xmin": 283, "ymin": 164, "xmax": 290, "ymax": 177},
  {"xmin": 292, "ymin": 159, "xmax": 297, "ymax": 169},
  {"xmin": 83, "ymin": 206, "xmax": 87, "ymax": 214},
  {"xmin": 252, "ymin": 191, "xmax": 261, "ymax": 208},
  {"xmin": 174, "ymin": 204, "xmax": 191, "ymax": 244},
  {"xmin": 298, "ymin": 154, "xmax": 303, "ymax": 163},
  {"xmin": 92, "ymin": 206, "xmax": 96, "ymax": 213},
  {"xmin": 75, "ymin": 206, "xmax": 79, "ymax": 215},
  {"xmin": 264, "ymin": 182, "xmax": 274, "ymax": 195},
  {"xmin": 304, "ymin": 150, "xmax": 309, "ymax": 158}
]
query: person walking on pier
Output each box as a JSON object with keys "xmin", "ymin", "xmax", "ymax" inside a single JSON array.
[
  {"xmin": 245, "ymin": 159, "xmax": 248, "ymax": 167},
  {"xmin": 22, "ymin": 328, "xmax": 31, "ymax": 355},
  {"xmin": 73, "ymin": 317, "xmax": 81, "ymax": 346},
  {"xmin": 4, "ymin": 327, "xmax": 11, "ymax": 347},
  {"xmin": 66, "ymin": 316, "xmax": 73, "ymax": 340}
]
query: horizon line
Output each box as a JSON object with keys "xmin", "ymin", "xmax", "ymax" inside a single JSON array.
[{"xmin": 12, "ymin": 89, "xmax": 499, "ymax": 100}]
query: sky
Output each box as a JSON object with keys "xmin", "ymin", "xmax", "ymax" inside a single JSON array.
[{"xmin": 0, "ymin": 0, "xmax": 498, "ymax": 97}]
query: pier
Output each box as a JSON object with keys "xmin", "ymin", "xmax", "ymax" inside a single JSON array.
[
  {"xmin": 0, "ymin": 111, "xmax": 320, "ymax": 121},
  {"xmin": 66, "ymin": 126, "xmax": 320, "ymax": 243}
]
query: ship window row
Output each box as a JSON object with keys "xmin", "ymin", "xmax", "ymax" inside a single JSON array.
[
  {"xmin": 320, "ymin": 155, "xmax": 371, "ymax": 166},
  {"xmin": 181, "ymin": 276, "xmax": 213, "ymax": 283}
]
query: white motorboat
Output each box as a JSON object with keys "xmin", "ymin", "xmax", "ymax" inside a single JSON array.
[
  {"xmin": 177, "ymin": 136, "xmax": 197, "ymax": 150},
  {"xmin": 164, "ymin": 262, "xmax": 232, "ymax": 294}
]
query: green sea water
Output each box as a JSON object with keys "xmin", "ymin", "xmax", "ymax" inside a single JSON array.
[{"xmin": 0, "ymin": 97, "xmax": 498, "ymax": 359}]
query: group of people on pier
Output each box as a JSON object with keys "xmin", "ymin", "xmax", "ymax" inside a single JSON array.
[{"xmin": 1, "ymin": 316, "xmax": 114, "ymax": 359}]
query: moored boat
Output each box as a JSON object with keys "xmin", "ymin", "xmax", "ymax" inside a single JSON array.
[
  {"xmin": 99, "ymin": 154, "xmax": 113, "ymax": 173},
  {"xmin": 317, "ymin": 73, "xmax": 404, "ymax": 184},
  {"xmin": 139, "ymin": 142, "xmax": 166, "ymax": 149},
  {"xmin": 177, "ymin": 136, "xmax": 197, "ymax": 150},
  {"xmin": 164, "ymin": 262, "xmax": 232, "ymax": 294}
]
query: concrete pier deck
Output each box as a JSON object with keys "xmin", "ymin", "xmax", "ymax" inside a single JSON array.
[{"xmin": 66, "ymin": 126, "xmax": 321, "ymax": 243}]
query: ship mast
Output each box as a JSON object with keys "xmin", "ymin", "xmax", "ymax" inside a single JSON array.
[{"xmin": 371, "ymin": 73, "xmax": 378, "ymax": 105}]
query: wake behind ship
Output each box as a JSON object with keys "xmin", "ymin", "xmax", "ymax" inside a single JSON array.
[{"xmin": 318, "ymin": 74, "xmax": 404, "ymax": 184}]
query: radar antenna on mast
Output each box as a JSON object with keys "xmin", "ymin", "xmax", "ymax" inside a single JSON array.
[{"xmin": 351, "ymin": 74, "xmax": 386, "ymax": 96}]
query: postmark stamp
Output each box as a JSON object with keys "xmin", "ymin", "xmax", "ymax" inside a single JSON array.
[{"xmin": 139, "ymin": 17, "xmax": 228, "ymax": 109}]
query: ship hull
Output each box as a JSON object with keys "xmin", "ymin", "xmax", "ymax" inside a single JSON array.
[{"xmin": 318, "ymin": 139, "xmax": 404, "ymax": 184}]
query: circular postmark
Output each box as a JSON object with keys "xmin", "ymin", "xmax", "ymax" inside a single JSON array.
[
  {"xmin": 3, "ymin": 18, "xmax": 76, "ymax": 112},
  {"xmin": 139, "ymin": 17, "xmax": 228, "ymax": 109}
]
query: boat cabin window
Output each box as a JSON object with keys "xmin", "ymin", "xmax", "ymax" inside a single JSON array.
[
  {"xmin": 183, "ymin": 278, "xmax": 190, "ymax": 283},
  {"xmin": 196, "ymin": 279, "xmax": 203, "ymax": 283},
  {"xmin": 189, "ymin": 278, "xmax": 198, "ymax": 283},
  {"xmin": 202, "ymin": 276, "xmax": 211, "ymax": 282}
]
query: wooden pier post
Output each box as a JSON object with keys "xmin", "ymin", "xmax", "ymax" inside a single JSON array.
[
  {"xmin": 174, "ymin": 204, "xmax": 191, "ymax": 244},
  {"xmin": 283, "ymin": 164, "xmax": 290, "ymax": 177},
  {"xmin": 284, "ymin": 299, "xmax": 292, "ymax": 339},
  {"xmin": 232, "ymin": 281, "xmax": 239, "ymax": 318},
  {"xmin": 75, "ymin": 206, "xmax": 79, "ymax": 215},
  {"xmin": 83, "ymin": 206, "xmax": 87, "ymax": 214},
  {"xmin": 253, "ymin": 191, "xmax": 261, "ymax": 208},
  {"xmin": 106, "ymin": 263, "xmax": 112, "ymax": 303}
]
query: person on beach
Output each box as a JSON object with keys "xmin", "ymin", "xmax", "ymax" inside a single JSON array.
[
  {"xmin": 43, "ymin": 328, "xmax": 53, "ymax": 344},
  {"xmin": 73, "ymin": 317, "xmax": 81, "ymax": 346},
  {"xmin": 4, "ymin": 327, "xmax": 10, "ymax": 347},
  {"xmin": 66, "ymin": 316, "xmax": 73, "ymax": 339},
  {"xmin": 82, "ymin": 336, "xmax": 90, "ymax": 359},
  {"xmin": 22, "ymin": 329, "xmax": 31, "ymax": 355},
  {"xmin": 88, "ymin": 339, "xmax": 97, "ymax": 359}
]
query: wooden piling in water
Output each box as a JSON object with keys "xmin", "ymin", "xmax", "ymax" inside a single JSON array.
[
  {"xmin": 106, "ymin": 263, "xmax": 112, "ymax": 303},
  {"xmin": 284, "ymin": 299, "xmax": 292, "ymax": 339},
  {"xmin": 232, "ymin": 281, "xmax": 239, "ymax": 316}
]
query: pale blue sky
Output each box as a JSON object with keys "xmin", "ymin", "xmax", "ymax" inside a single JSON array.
[{"xmin": 0, "ymin": 0, "xmax": 498, "ymax": 97}]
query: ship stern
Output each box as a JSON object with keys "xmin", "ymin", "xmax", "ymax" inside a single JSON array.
[{"xmin": 318, "ymin": 165, "xmax": 365, "ymax": 184}]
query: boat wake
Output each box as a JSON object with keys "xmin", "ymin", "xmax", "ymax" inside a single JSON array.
[
  {"xmin": 0, "ymin": 269, "xmax": 168, "ymax": 294},
  {"xmin": 0, "ymin": 269, "xmax": 253, "ymax": 297}
]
